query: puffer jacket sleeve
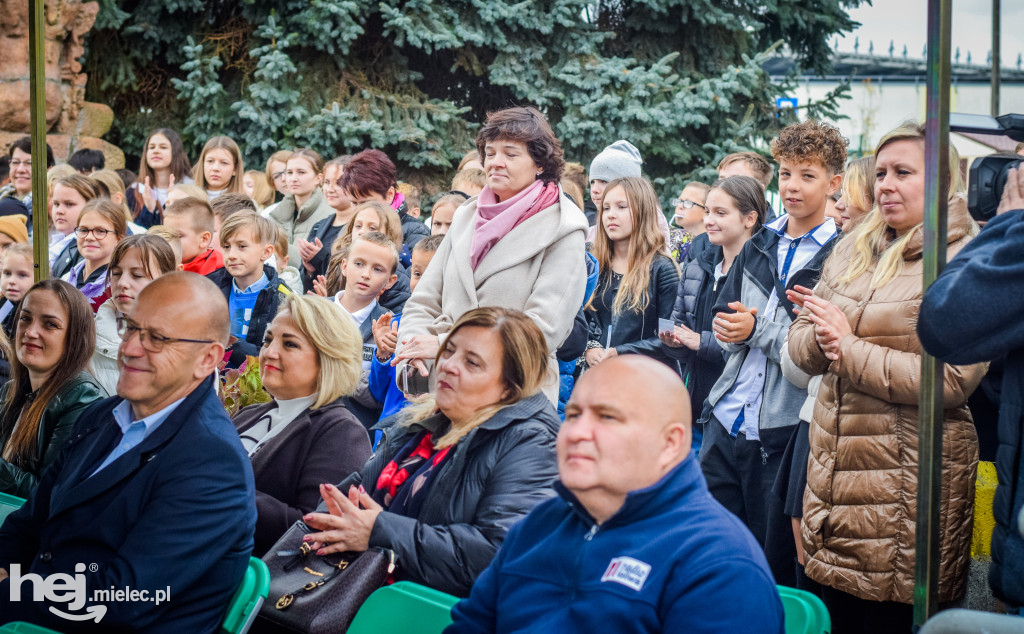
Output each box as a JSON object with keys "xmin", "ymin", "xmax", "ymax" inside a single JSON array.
[
  {"xmin": 0, "ymin": 379, "xmax": 105, "ymax": 498},
  {"xmin": 662, "ymin": 268, "xmax": 691, "ymax": 362},
  {"xmin": 830, "ymin": 333, "xmax": 987, "ymax": 408},
  {"xmin": 616, "ymin": 257, "xmax": 680, "ymax": 357},
  {"xmin": 367, "ymin": 421, "xmax": 558, "ymax": 597}
]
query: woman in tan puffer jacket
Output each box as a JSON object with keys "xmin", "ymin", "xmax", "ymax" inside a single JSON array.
[{"xmin": 788, "ymin": 123, "xmax": 986, "ymax": 633}]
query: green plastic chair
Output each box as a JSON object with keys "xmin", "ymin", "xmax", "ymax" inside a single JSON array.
[
  {"xmin": 0, "ymin": 623, "xmax": 62, "ymax": 633},
  {"xmin": 778, "ymin": 585, "xmax": 831, "ymax": 634},
  {"xmin": 0, "ymin": 492, "xmax": 25, "ymax": 525},
  {"xmin": 347, "ymin": 581, "xmax": 459, "ymax": 634},
  {"xmin": 220, "ymin": 557, "xmax": 270, "ymax": 634}
]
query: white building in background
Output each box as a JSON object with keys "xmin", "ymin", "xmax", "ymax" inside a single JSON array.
[{"xmin": 767, "ymin": 52, "xmax": 1024, "ymax": 159}]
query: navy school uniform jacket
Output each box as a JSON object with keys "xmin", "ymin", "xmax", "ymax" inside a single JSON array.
[
  {"xmin": 207, "ymin": 264, "xmax": 291, "ymax": 367},
  {"xmin": 0, "ymin": 376, "xmax": 256, "ymax": 633},
  {"xmin": 446, "ymin": 454, "xmax": 784, "ymax": 634},
  {"xmin": 701, "ymin": 218, "xmax": 840, "ymax": 455}
]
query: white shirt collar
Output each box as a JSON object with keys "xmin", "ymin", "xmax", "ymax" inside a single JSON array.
[
  {"xmin": 765, "ymin": 214, "xmax": 837, "ymax": 246},
  {"xmin": 333, "ymin": 291, "xmax": 377, "ymax": 325}
]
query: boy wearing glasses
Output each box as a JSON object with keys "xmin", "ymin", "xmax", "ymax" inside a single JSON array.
[{"xmin": 669, "ymin": 181, "xmax": 711, "ymax": 265}]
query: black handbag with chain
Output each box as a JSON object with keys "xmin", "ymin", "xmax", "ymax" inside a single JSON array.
[{"xmin": 257, "ymin": 520, "xmax": 395, "ymax": 633}]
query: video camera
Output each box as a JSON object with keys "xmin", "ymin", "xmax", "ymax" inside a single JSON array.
[{"xmin": 950, "ymin": 113, "xmax": 1024, "ymax": 222}]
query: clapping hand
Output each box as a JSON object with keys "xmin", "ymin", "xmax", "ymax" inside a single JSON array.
[
  {"xmin": 297, "ymin": 238, "xmax": 324, "ymax": 274},
  {"xmin": 303, "ymin": 484, "xmax": 382, "ymax": 556},
  {"xmin": 371, "ymin": 313, "xmax": 398, "ymax": 358},
  {"xmin": 802, "ymin": 295, "xmax": 852, "ymax": 361},
  {"xmin": 713, "ymin": 302, "xmax": 758, "ymax": 343}
]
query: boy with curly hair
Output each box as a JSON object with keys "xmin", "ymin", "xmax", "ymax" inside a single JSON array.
[{"xmin": 698, "ymin": 120, "xmax": 847, "ymax": 587}]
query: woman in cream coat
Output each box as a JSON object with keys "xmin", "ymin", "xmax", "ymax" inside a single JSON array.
[{"xmin": 394, "ymin": 107, "xmax": 588, "ymax": 402}]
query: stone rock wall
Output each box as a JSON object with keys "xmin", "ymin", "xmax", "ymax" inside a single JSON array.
[{"xmin": 0, "ymin": 0, "xmax": 123, "ymax": 168}]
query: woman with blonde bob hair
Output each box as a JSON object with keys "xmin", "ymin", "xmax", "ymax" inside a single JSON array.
[
  {"xmin": 787, "ymin": 122, "xmax": 985, "ymax": 632},
  {"xmin": 232, "ymin": 294, "xmax": 371, "ymax": 555},
  {"xmin": 299, "ymin": 306, "xmax": 560, "ymax": 597},
  {"xmin": 585, "ymin": 176, "xmax": 680, "ymax": 368}
]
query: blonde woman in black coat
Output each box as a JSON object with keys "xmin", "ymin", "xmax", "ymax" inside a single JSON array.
[{"xmin": 233, "ymin": 294, "xmax": 371, "ymax": 555}]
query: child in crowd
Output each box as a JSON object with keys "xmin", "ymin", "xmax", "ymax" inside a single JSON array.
[
  {"xmin": 211, "ymin": 192, "xmax": 259, "ymax": 253},
  {"xmin": 320, "ymin": 201, "xmax": 409, "ymax": 312},
  {"xmin": 193, "ymin": 136, "xmax": 243, "ymax": 200},
  {"xmin": 127, "ymin": 128, "xmax": 194, "ymax": 228},
  {"xmin": 585, "ymin": 177, "xmax": 680, "ymax": 370},
  {"xmin": 450, "ymin": 168, "xmax": 485, "ymax": 198},
  {"xmin": 717, "ymin": 151, "xmax": 774, "ymax": 190},
  {"xmin": 0, "ymin": 243, "xmax": 32, "ymax": 382},
  {"xmin": 89, "ymin": 169, "xmax": 145, "ymax": 236},
  {"xmin": 49, "ymin": 174, "xmax": 101, "ymax": 278},
  {"xmin": 162, "ymin": 197, "xmax": 223, "ymax": 275},
  {"xmin": 669, "ymin": 180, "xmax": 710, "ymax": 264},
  {"xmin": 367, "ymin": 233, "xmax": 444, "ymax": 424},
  {"xmin": 699, "ymin": 120, "xmax": 846, "ymax": 587},
  {"xmin": 165, "ymin": 183, "xmax": 208, "ymax": 206},
  {"xmin": 661, "ymin": 175, "xmax": 767, "ymax": 456},
  {"xmin": 63, "ymin": 199, "xmax": 127, "ymax": 311},
  {"xmin": 332, "ymin": 231, "xmax": 399, "ymax": 428},
  {"xmin": 298, "ymin": 156, "xmax": 355, "ymax": 293},
  {"xmin": 400, "ymin": 185, "xmax": 422, "ymax": 218},
  {"xmin": 429, "ymin": 194, "xmax": 464, "ymax": 236},
  {"xmin": 0, "ymin": 244, "xmax": 33, "ymax": 340},
  {"xmin": 242, "ymin": 170, "xmax": 275, "ymax": 210},
  {"xmin": 91, "ymin": 235, "xmax": 177, "ymax": 394},
  {"xmin": 0, "ymin": 214, "xmax": 29, "ymax": 251},
  {"xmin": 206, "ymin": 212, "xmax": 289, "ymax": 367},
  {"xmin": 273, "ymin": 227, "xmax": 302, "ymax": 291},
  {"xmin": 146, "ymin": 225, "xmax": 184, "ymax": 269},
  {"xmin": 332, "ymin": 232, "xmax": 399, "ymax": 368}
]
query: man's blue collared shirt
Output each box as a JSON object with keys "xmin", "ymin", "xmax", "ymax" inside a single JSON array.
[{"xmin": 92, "ymin": 397, "xmax": 186, "ymax": 476}]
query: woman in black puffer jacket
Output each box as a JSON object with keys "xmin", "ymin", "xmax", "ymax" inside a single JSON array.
[
  {"xmin": 661, "ymin": 176, "xmax": 766, "ymax": 453},
  {"xmin": 300, "ymin": 307, "xmax": 559, "ymax": 597}
]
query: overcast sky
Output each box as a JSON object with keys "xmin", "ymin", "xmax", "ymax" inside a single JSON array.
[{"xmin": 838, "ymin": 0, "xmax": 1024, "ymax": 67}]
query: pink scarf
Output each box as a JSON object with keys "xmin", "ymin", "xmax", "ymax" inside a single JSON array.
[{"xmin": 470, "ymin": 180, "xmax": 560, "ymax": 270}]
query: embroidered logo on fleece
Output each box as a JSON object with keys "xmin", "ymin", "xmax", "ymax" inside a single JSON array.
[{"xmin": 600, "ymin": 556, "xmax": 651, "ymax": 591}]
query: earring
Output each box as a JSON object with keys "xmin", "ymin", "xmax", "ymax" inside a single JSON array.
[{"xmin": 536, "ymin": 171, "xmax": 542, "ymax": 176}]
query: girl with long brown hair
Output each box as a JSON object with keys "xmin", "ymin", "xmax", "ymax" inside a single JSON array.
[
  {"xmin": 127, "ymin": 128, "xmax": 194, "ymax": 227},
  {"xmin": 0, "ymin": 280, "xmax": 105, "ymax": 497},
  {"xmin": 585, "ymin": 176, "xmax": 679, "ymax": 369}
]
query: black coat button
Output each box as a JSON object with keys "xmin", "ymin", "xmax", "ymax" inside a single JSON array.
[{"xmin": 40, "ymin": 552, "xmax": 52, "ymax": 562}]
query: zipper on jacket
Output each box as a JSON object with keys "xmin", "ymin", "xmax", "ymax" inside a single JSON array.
[{"xmin": 584, "ymin": 525, "xmax": 598, "ymax": 542}]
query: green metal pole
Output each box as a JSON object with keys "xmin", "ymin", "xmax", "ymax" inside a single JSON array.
[
  {"xmin": 991, "ymin": 0, "xmax": 1000, "ymax": 116},
  {"xmin": 29, "ymin": 0, "xmax": 49, "ymax": 281},
  {"xmin": 914, "ymin": 0, "xmax": 951, "ymax": 626}
]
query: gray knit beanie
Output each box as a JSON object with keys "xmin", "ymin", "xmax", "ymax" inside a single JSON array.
[{"xmin": 589, "ymin": 140, "xmax": 643, "ymax": 182}]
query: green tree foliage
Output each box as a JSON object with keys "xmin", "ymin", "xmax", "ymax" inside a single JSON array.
[{"xmin": 83, "ymin": 0, "xmax": 864, "ymax": 196}]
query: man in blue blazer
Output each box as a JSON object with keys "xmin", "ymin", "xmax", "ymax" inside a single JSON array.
[{"xmin": 0, "ymin": 272, "xmax": 256, "ymax": 633}]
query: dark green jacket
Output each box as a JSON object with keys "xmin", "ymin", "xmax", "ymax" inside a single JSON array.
[{"xmin": 0, "ymin": 371, "xmax": 106, "ymax": 498}]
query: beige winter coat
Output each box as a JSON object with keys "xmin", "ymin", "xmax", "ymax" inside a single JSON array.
[
  {"xmin": 267, "ymin": 188, "xmax": 335, "ymax": 264},
  {"xmin": 788, "ymin": 198, "xmax": 986, "ymax": 604},
  {"xmin": 395, "ymin": 190, "xmax": 588, "ymax": 402}
]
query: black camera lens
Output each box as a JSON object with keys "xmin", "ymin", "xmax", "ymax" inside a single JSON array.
[{"xmin": 968, "ymin": 154, "xmax": 1024, "ymax": 223}]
